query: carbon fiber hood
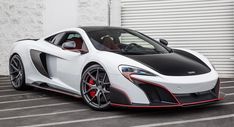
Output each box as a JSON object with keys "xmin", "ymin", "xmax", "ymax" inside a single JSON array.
[{"xmin": 125, "ymin": 50, "xmax": 211, "ymax": 76}]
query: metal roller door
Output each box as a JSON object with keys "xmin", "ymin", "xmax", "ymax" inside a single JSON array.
[{"xmin": 121, "ymin": 0, "xmax": 234, "ymax": 78}]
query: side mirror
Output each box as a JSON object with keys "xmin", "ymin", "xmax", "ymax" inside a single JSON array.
[
  {"xmin": 159, "ymin": 39, "xmax": 168, "ymax": 46},
  {"xmin": 62, "ymin": 41, "xmax": 76, "ymax": 49}
]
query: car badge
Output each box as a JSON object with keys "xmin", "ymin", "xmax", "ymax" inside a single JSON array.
[{"xmin": 188, "ymin": 71, "xmax": 196, "ymax": 74}]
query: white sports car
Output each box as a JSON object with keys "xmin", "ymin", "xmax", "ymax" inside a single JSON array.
[{"xmin": 9, "ymin": 27, "xmax": 224, "ymax": 110}]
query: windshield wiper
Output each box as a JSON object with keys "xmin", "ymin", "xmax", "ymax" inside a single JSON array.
[{"xmin": 153, "ymin": 49, "xmax": 163, "ymax": 54}]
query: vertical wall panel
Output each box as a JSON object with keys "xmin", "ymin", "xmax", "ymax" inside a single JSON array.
[{"xmin": 122, "ymin": 0, "xmax": 234, "ymax": 78}]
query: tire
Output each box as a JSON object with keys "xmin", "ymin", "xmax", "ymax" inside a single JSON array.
[
  {"xmin": 9, "ymin": 54, "xmax": 29, "ymax": 90},
  {"xmin": 80, "ymin": 64, "xmax": 111, "ymax": 111}
]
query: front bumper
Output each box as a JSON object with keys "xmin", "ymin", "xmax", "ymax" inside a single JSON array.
[
  {"xmin": 111, "ymin": 96, "xmax": 224, "ymax": 108},
  {"xmin": 110, "ymin": 78, "xmax": 224, "ymax": 108}
]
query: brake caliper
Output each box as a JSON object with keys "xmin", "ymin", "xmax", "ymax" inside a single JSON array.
[{"xmin": 88, "ymin": 79, "xmax": 96, "ymax": 97}]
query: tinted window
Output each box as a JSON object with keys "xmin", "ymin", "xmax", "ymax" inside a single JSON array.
[
  {"xmin": 67, "ymin": 33, "xmax": 82, "ymax": 39},
  {"xmin": 59, "ymin": 32, "xmax": 87, "ymax": 50},
  {"xmin": 52, "ymin": 33, "xmax": 66, "ymax": 45},
  {"xmin": 45, "ymin": 35, "xmax": 56, "ymax": 43}
]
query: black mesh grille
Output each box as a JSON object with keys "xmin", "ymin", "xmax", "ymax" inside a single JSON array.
[
  {"xmin": 135, "ymin": 80, "xmax": 178, "ymax": 104},
  {"xmin": 175, "ymin": 91, "xmax": 217, "ymax": 103},
  {"xmin": 134, "ymin": 79, "xmax": 220, "ymax": 105}
]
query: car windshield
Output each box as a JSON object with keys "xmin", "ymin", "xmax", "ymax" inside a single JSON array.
[{"xmin": 86, "ymin": 29, "xmax": 170, "ymax": 55}]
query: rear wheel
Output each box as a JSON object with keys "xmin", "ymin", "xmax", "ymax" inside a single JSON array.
[
  {"xmin": 9, "ymin": 54, "xmax": 29, "ymax": 90},
  {"xmin": 81, "ymin": 64, "xmax": 111, "ymax": 110}
]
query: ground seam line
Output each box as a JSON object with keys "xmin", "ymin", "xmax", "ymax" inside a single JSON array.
[
  {"xmin": 132, "ymin": 114, "xmax": 234, "ymax": 127},
  {"xmin": 0, "ymin": 109, "xmax": 89, "ymax": 121}
]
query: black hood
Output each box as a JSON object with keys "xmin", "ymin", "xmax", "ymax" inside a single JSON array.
[{"xmin": 125, "ymin": 49, "xmax": 211, "ymax": 76}]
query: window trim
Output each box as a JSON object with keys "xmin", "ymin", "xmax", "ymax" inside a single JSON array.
[
  {"xmin": 44, "ymin": 32, "xmax": 66, "ymax": 44},
  {"xmin": 45, "ymin": 31, "xmax": 89, "ymax": 52}
]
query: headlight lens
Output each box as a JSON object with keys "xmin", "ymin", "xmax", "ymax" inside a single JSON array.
[{"xmin": 119, "ymin": 65, "xmax": 156, "ymax": 81}]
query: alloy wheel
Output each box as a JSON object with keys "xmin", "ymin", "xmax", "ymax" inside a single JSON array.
[
  {"xmin": 81, "ymin": 65, "xmax": 111, "ymax": 110},
  {"xmin": 9, "ymin": 55, "xmax": 25, "ymax": 89}
]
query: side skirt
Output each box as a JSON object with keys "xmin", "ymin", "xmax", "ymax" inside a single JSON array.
[{"xmin": 30, "ymin": 82, "xmax": 82, "ymax": 98}]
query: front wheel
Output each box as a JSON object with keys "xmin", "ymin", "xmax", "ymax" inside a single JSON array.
[{"xmin": 81, "ymin": 64, "xmax": 111, "ymax": 110}]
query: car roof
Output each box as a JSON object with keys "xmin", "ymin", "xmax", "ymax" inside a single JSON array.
[{"xmin": 79, "ymin": 26, "xmax": 128, "ymax": 32}]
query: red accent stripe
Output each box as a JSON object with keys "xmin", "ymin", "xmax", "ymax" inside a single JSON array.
[
  {"xmin": 111, "ymin": 98, "xmax": 223, "ymax": 108},
  {"xmin": 111, "ymin": 103, "xmax": 179, "ymax": 108},
  {"xmin": 181, "ymin": 98, "xmax": 223, "ymax": 106}
]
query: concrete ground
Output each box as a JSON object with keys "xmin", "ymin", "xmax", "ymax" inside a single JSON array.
[{"xmin": 0, "ymin": 76, "xmax": 234, "ymax": 127}]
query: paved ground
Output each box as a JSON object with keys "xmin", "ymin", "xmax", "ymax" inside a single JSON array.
[{"xmin": 0, "ymin": 76, "xmax": 234, "ymax": 127}]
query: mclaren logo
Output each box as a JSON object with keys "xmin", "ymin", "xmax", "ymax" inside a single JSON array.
[{"xmin": 188, "ymin": 71, "xmax": 196, "ymax": 74}]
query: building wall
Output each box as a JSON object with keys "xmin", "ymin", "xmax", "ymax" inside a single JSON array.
[
  {"xmin": 0, "ymin": 0, "xmax": 121, "ymax": 75},
  {"xmin": 78, "ymin": 0, "xmax": 109, "ymax": 26},
  {"xmin": 78, "ymin": 0, "xmax": 121, "ymax": 26},
  {"xmin": 43, "ymin": 0, "xmax": 79, "ymax": 35},
  {"xmin": 121, "ymin": 0, "xmax": 234, "ymax": 78},
  {"xmin": 0, "ymin": 0, "xmax": 44, "ymax": 75}
]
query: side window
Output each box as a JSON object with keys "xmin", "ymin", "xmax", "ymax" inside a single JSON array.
[
  {"xmin": 45, "ymin": 35, "xmax": 56, "ymax": 43},
  {"xmin": 60, "ymin": 32, "xmax": 87, "ymax": 50},
  {"xmin": 67, "ymin": 33, "xmax": 81, "ymax": 39},
  {"xmin": 52, "ymin": 33, "xmax": 66, "ymax": 45}
]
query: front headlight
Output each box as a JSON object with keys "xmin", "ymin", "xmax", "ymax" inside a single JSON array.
[{"xmin": 119, "ymin": 65, "xmax": 156, "ymax": 81}]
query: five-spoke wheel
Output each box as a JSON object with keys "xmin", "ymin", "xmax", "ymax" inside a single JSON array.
[{"xmin": 81, "ymin": 64, "xmax": 111, "ymax": 110}]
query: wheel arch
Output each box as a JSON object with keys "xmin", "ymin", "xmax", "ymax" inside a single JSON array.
[
  {"xmin": 81, "ymin": 61, "xmax": 113, "ymax": 81},
  {"xmin": 82, "ymin": 61, "xmax": 101, "ymax": 75},
  {"xmin": 9, "ymin": 52, "xmax": 20, "ymax": 60}
]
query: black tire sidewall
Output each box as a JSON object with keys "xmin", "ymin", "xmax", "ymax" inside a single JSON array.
[
  {"xmin": 80, "ymin": 64, "xmax": 111, "ymax": 111},
  {"xmin": 9, "ymin": 54, "xmax": 27, "ymax": 90}
]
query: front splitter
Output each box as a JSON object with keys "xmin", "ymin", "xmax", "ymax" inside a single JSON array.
[{"xmin": 111, "ymin": 97, "xmax": 224, "ymax": 109}]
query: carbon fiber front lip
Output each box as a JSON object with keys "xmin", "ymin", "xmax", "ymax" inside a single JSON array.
[{"xmin": 111, "ymin": 97, "xmax": 224, "ymax": 108}]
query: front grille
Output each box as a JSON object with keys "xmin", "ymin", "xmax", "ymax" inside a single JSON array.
[
  {"xmin": 134, "ymin": 80, "xmax": 178, "ymax": 104},
  {"xmin": 133, "ymin": 78, "xmax": 220, "ymax": 105},
  {"xmin": 175, "ymin": 90, "xmax": 217, "ymax": 103}
]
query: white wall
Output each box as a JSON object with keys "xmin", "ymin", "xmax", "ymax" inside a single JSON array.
[
  {"xmin": 44, "ymin": 0, "xmax": 121, "ymax": 35},
  {"xmin": 110, "ymin": 0, "xmax": 121, "ymax": 26},
  {"xmin": 78, "ymin": 0, "xmax": 109, "ymax": 26},
  {"xmin": 0, "ymin": 0, "xmax": 121, "ymax": 75},
  {"xmin": 43, "ymin": 0, "xmax": 78, "ymax": 35},
  {"xmin": 0, "ymin": 0, "xmax": 44, "ymax": 75}
]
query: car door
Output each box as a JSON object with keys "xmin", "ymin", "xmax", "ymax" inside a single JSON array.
[{"xmin": 45, "ymin": 31, "xmax": 88, "ymax": 93}]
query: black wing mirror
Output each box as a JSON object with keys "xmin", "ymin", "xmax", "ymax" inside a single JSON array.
[
  {"xmin": 62, "ymin": 41, "xmax": 76, "ymax": 49},
  {"xmin": 159, "ymin": 39, "xmax": 168, "ymax": 46}
]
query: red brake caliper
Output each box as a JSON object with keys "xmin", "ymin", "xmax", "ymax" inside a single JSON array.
[{"xmin": 88, "ymin": 79, "xmax": 96, "ymax": 97}]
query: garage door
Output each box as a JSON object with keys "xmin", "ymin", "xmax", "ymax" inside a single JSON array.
[{"xmin": 121, "ymin": 0, "xmax": 234, "ymax": 78}]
